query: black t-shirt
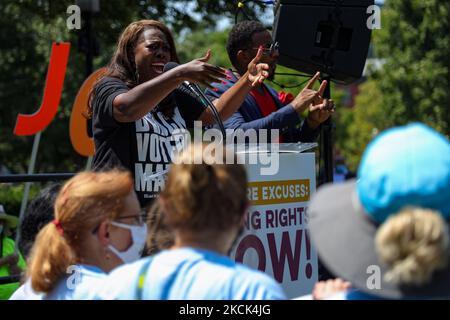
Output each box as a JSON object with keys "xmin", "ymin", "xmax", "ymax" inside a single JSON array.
[{"xmin": 92, "ymin": 77, "xmax": 204, "ymax": 207}]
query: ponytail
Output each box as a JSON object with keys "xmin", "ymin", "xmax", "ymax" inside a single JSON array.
[
  {"xmin": 26, "ymin": 170, "xmax": 133, "ymax": 294},
  {"xmin": 161, "ymin": 144, "xmax": 248, "ymax": 232},
  {"xmin": 27, "ymin": 222, "xmax": 77, "ymax": 293}
]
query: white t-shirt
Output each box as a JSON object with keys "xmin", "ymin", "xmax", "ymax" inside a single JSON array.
[
  {"xmin": 9, "ymin": 279, "xmax": 43, "ymax": 300},
  {"xmin": 45, "ymin": 264, "xmax": 106, "ymax": 300},
  {"xmin": 10, "ymin": 264, "xmax": 106, "ymax": 300}
]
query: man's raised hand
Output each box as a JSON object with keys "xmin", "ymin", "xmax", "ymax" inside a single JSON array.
[
  {"xmin": 247, "ymin": 47, "xmax": 270, "ymax": 87},
  {"xmin": 291, "ymin": 71, "xmax": 328, "ymax": 115}
]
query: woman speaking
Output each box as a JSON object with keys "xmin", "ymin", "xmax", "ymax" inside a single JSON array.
[{"xmin": 88, "ymin": 20, "xmax": 268, "ymax": 207}]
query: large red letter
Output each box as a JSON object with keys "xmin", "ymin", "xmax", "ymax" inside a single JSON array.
[
  {"xmin": 268, "ymin": 229, "xmax": 303, "ymax": 283},
  {"xmin": 235, "ymin": 234, "xmax": 266, "ymax": 272},
  {"xmin": 14, "ymin": 42, "xmax": 70, "ymax": 136}
]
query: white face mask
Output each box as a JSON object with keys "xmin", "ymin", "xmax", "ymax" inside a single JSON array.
[{"xmin": 108, "ymin": 221, "xmax": 148, "ymax": 264}]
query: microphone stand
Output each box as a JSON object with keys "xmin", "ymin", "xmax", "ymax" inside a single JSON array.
[
  {"xmin": 189, "ymin": 84, "xmax": 227, "ymax": 143},
  {"xmin": 320, "ymin": 74, "xmax": 334, "ymax": 184}
]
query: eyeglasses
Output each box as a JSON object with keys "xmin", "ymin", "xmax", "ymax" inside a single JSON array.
[
  {"xmin": 115, "ymin": 211, "xmax": 148, "ymax": 226},
  {"xmin": 91, "ymin": 211, "xmax": 148, "ymax": 234},
  {"xmin": 251, "ymin": 41, "xmax": 280, "ymax": 56}
]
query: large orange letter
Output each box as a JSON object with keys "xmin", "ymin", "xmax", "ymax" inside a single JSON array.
[
  {"xmin": 70, "ymin": 68, "xmax": 106, "ymax": 156},
  {"xmin": 14, "ymin": 42, "xmax": 71, "ymax": 136}
]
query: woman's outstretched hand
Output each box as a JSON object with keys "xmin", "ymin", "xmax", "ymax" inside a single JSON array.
[{"xmin": 178, "ymin": 49, "xmax": 227, "ymax": 88}]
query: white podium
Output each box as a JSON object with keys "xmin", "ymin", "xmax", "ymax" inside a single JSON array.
[{"xmin": 229, "ymin": 143, "xmax": 318, "ymax": 299}]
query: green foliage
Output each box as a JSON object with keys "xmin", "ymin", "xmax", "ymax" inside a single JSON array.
[
  {"xmin": 4, "ymin": 0, "xmax": 448, "ymax": 182},
  {"xmin": 335, "ymin": 80, "xmax": 383, "ymax": 172},
  {"xmin": 177, "ymin": 28, "xmax": 232, "ymax": 67},
  {"xmin": 0, "ymin": 184, "xmax": 40, "ymax": 217},
  {"xmin": 0, "ymin": 0, "xmax": 269, "ymax": 175},
  {"xmin": 335, "ymin": 0, "xmax": 450, "ymax": 171},
  {"xmin": 374, "ymin": 0, "xmax": 450, "ymax": 134}
]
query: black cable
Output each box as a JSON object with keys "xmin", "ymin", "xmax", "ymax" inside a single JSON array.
[
  {"xmin": 0, "ymin": 275, "xmax": 21, "ymax": 285},
  {"xmin": 273, "ymin": 72, "xmax": 311, "ymax": 77},
  {"xmin": 235, "ymin": 4, "xmax": 253, "ymax": 24},
  {"xmin": 228, "ymin": 69, "xmax": 314, "ymax": 89},
  {"xmin": 195, "ymin": 88, "xmax": 227, "ymax": 141},
  {"xmin": 235, "ymin": 0, "xmax": 275, "ymax": 24},
  {"xmin": 269, "ymin": 71, "xmax": 313, "ymax": 89},
  {"xmin": 269, "ymin": 78, "xmax": 311, "ymax": 89},
  {"xmin": 230, "ymin": 69, "xmax": 311, "ymax": 78},
  {"xmin": 176, "ymin": 83, "xmax": 226, "ymax": 141}
]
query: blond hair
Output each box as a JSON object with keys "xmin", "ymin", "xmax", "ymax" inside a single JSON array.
[
  {"xmin": 160, "ymin": 144, "xmax": 248, "ymax": 232},
  {"xmin": 27, "ymin": 170, "xmax": 133, "ymax": 293},
  {"xmin": 375, "ymin": 207, "xmax": 449, "ymax": 286}
]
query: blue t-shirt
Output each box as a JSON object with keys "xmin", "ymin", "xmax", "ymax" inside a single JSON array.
[
  {"xmin": 45, "ymin": 264, "xmax": 106, "ymax": 300},
  {"xmin": 328, "ymin": 289, "xmax": 448, "ymax": 300},
  {"xmin": 94, "ymin": 247, "xmax": 286, "ymax": 300},
  {"xmin": 326, "ymin": 289, "xmax": 386, "ymax": 300}
]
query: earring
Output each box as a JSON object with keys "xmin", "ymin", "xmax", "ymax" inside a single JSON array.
[{"xmin": 105, "ymin": 247, "xmax": 111, "ymax": 260}]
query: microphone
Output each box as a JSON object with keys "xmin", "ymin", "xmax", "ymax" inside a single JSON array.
[
  {"xmin": 163, "ymin": 62, "xmax": 226, "ymax": 140},
  {"xmin": 163, "ymin": 61, "xmax": 202, "ymax": 99},
  {"xmin": 163, "ymin": 62, "xmax": 206, "ymax": 104}
]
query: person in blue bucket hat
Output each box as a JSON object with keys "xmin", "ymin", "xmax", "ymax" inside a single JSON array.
[{"xmin": 308, "ymin": 123, "xmax": 450, "ymax": 299}]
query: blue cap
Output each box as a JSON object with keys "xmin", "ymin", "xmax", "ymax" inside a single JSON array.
[{"xmin": 356, "ymin": 123, "xmax": 450, "ymax": 223}]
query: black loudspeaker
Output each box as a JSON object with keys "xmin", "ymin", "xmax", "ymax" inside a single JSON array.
[{"xmin": 273, "ymin": 0, "xmax": 374, "ymax": 84}]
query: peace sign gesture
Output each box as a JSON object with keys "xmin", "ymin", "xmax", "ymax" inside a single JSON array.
[
  {"xmin": 307, "ymin": 98, "xmax": 335, "ymax": 129},
  {"xmin": 306, "ymin": 73, "xmax": 336, "ymax": 128},
  {"xmin": 291, "ymin": 72, "xmax": 328, "ymax": 114},
  {"xmin": 246, "ymin": 47, "xmax": 270, "ymax": 87}
]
